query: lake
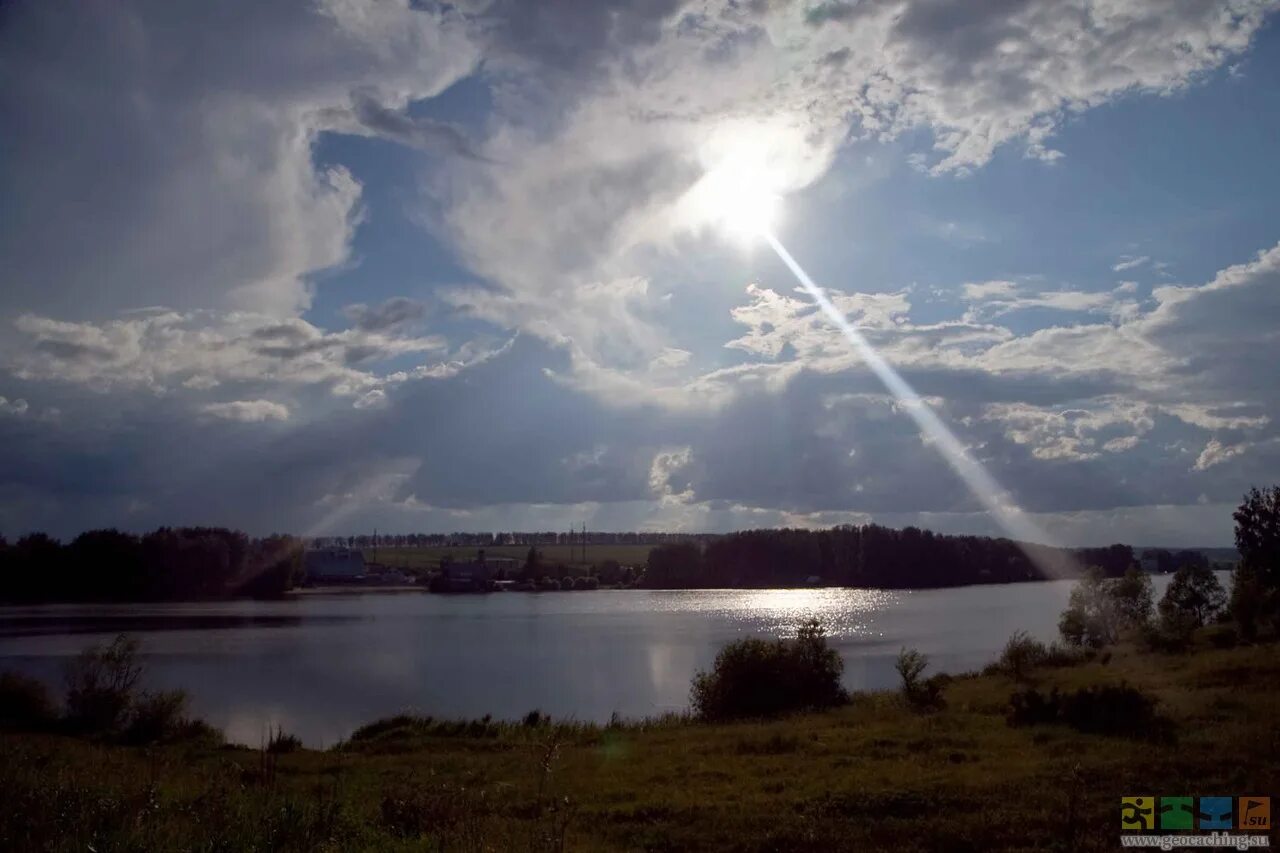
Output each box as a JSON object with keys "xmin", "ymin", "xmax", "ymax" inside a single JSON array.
[{"xmin": 0, "ymin": 575, "xmax": 1191, "ymax": 746}]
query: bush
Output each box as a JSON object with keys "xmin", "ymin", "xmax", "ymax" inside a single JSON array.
[
  {"xmin": 0, "ymin": 671, "xmax": 58, "ymax": 731},
  {"xmin": 1008, "ymin": 683, "xmax": 1169, "ymax": 740},
  {"xmin": 691, "ymin": 619, "xmax": 846, "ymax": 721},
  {"xmin": 121, "ymin": 689, "xmax": 190, "ymax": 745},
  {"xmin": 63, "ymin": 634, "xmax": 143, "ymax": 735},
  {"xmin": 1142, "ymin": 607, "xmax": 1199, "ymax": 653},
  {"xmin": 895, "ymin": 648, "xmax": 946, "ymax": 710},
  {"xmin": 993, "ymin": 631, "xmax": 1046, "ymax": 681},
  {"xmin": 559, "ymin": 576, "xmax": 575, "ymax": 590},
  {"xmin": 267, "ymin": 726, "xmax": 303, "ymax": 754},
  {"xmin": 1204, "ymin": 624, "xmax": 1239, "ymax": 649}
]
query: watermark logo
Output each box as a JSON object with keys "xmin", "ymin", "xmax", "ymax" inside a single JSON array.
[
  {"xmin": 1120, "ymin": 796, "xmax": 1271, "ymax": 849},
  {"xmin": 1160, "ymin": 797, "xmax": 1195, "ymax": 831},
  {"xmin": 1123, "ymin": 797, "xmax": 1157, "ymax": 830},
  {"xmin": 1198, "ymin": 797, "xmax": 1234, "ymax": 830},
  {"xmin": 1240, "ymin": 798, "xmax": 1271, "ymax": 831}
]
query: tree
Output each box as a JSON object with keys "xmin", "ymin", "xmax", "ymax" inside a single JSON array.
[
  {"xmin": 1229, "ymin": 561, "xmax": 1266, "ymax": 641},
  {"xmin": 1111, "ymin": 566, "xmax": 1154, "ymax": 628},
  {"xmin": 523, "ymin": 547, "xmax": 542, "ymax": 581},
  {"xmin": 1233, "ymin": 485, "xmax": 1280, "ymax": 628},
  {"xmin": 1158, "ymin": 564, "xmax": 1226, "ymax": 629},
  {"xmin": 1059, "ymin": 567, "xmax": 1121, "ymax": 647},
  {"xmin": 64, "ymin": 634, "xmax": 144, "ymax": 734}
]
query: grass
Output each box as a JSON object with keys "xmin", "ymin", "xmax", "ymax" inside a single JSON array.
[
  {"xmin": 2, "ymin": 631, "xmax": 1277, "ymax": 851},
  {"xmin": 366, "ymin": 544, "xmax": 655, "ymax": 572}
]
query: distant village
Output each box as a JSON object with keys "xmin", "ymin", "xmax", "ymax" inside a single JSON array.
[
  {"xmin": 300, "ymin": 530, "xmax": 1236, "ymax": 594},
  {"xmin": 296, "ymin": 540, "xmax": 640, "ymax": 589}
]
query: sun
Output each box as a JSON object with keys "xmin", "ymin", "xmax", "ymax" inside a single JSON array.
[
  {"xmin": 697, "ymin": 151, "xmax": 783, "ymax": 245},
  {"xmin": 683, "ymin": 129, "xmax": 791, "ymax": 247}
]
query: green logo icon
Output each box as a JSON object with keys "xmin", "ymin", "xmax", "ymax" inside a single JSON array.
[{"xmin": 1159, "ymin": 796, "xmax": 1194, "ymax": 830}]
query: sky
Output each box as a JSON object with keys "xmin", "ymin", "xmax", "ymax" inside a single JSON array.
[{"xmin": 2, "ymin": 0, "xmax": 1279, "ymax": 546}]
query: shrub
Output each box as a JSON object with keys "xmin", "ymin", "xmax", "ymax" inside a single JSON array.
[
  {"xmin": 1142, "ymin": 607, "xmax": 1199, "ymax": 653},
  {"xmin": 994, "ymin": 631, "xmax": 1047, "ymax": 681},
  {"xmin": 691, "ymin": 619, "xmax": 846, "ymax": 721},
  {"xmin": 121, "ymin": 688, "xmax": 190, "ymax": 745},
  {"xmin": 895, "ymin": 648, "xmax": 946, "ymax": 710},
  {"xmin": 1008, "ymin": 684, "xmax": 1169, "ymax": 740},
  {"xmin": 63, "ymin": 634, "xmax": 143, "ymax": 735},
  {"xmin": 559, "ymin": 576, "xmax": 575, "ymax": 590},
  {"xmin": 267, "ymin": 726, "xmax": 303, "ymax": 754},
  {"xmin": 895, "ymin": 648, "xmax": 927, "ymax": 693},
  {"xmin": 0, "ymin": 671, "xmax": 58, "ymax": 731},
  {"xmin": 1204, "ymin": 624, "xmax": 1239, "ymax": 649}
]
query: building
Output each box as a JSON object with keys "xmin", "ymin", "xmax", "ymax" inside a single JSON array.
[
  {"xmin": 431, "ymin": 550, "xmax": 519, "ymax": 592},
  {"xmin": 303, "ymin": 548, "xmax": 366, "ymax": 584}
]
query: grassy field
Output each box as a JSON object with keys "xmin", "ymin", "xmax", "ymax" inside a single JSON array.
[
  {"xmin": 2, "ymin": 634, "xmax": 1277, "ymax": 851},
  {"xmin": 367, "ymin": 544, "xmax": 655, "ymax": 572}
]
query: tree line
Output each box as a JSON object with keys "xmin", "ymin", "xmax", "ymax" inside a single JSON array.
[
  {"xmin": 642, "ymin": 524, "xmax": 1141, "ymax": 589},
  {"xmin": 0, "ymin": 528, "xmax": 304, "ymax": 603}
]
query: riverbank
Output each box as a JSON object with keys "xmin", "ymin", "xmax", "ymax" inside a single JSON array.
[{"xmin": 2, "ymin": 633, "xmax": 1275, "ymax": 851}]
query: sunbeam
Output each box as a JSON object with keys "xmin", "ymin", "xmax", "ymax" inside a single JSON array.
[{"xmin": 760, "ymin": 233, "xmax": 1074, "ymax": 577}]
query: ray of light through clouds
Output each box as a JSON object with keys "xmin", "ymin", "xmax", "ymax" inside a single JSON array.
[{"xmin": 1, "ymin": 0, "xmax": 1280, "ymax": 544}]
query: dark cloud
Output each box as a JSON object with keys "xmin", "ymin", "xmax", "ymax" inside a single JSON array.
[
  {"xmin": 342, "ymin": 297, "xmax": 429, "ymax": 332},
  {"xmin": 347, "ymin": 92, "xmax": 490, "ymax": 160}
]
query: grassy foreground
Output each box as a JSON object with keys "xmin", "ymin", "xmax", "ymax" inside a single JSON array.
[{"xmin": 2, "ymin": 636, "xmax": 1277, "ymax": 852}]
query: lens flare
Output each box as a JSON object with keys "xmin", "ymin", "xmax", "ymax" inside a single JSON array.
[{"xmin": 762, "ymin": 232, "xmax": 1067, "ymax": 571}]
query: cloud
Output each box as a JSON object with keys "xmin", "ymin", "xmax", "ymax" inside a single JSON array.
[
  {"xmin": 0, "ymin": 397, "xmax": 30, "ymax": 417},
  {"xmin": 1, "ymin": 0, "xmax": 1278, "ymax": 544},
  {"xmin": 0, "ymin": 0, "xmax": 478, "ymax": 318},
  {"xmin": 1113, "ymin": 255, "xmax": 1151, "ymax": 272},
  {"xmin": 342, "ymin": 298, "xmax": 429, "ymax": 332},
  {"xmin": 423, "ymin": 0, "xmax": 1275, "ymax": 400},
  {"xmin": 963, "ymin": 281, "xmax": 1020, "ymax": 300},
  {"xmin": 1193, "ymin": 438, "xmax": 1248, "ymax": 470},
  {"xmin": 202, "ymin": 400, "xmax": 291, "ymax": 423},
  {"xmin": 3, "ymin": 310, "xmax": 447, "ymax": 400}
]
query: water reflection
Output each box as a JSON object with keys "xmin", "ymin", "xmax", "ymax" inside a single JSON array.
[{"xmin": 0, "ymin": 577, "xmax": 1195, "ymax": 746}]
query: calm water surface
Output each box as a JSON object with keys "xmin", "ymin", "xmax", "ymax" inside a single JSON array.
[{"xmin": 0, "ymin": 577, "xmax": 1186, "ymax": 746}]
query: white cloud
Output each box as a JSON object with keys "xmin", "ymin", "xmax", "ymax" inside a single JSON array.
[
  {"xmin": 1, "ymin": 0, "xmax": 479, "ymax": 318},
  {"xmin": 1193, "ymin": 438, "xmax": 1249, "ymax": 470},
  {"xmin": 427, "ymin": 0, "xmax": 1276, "ymax": 396},
  {"xmin": 3, "ymin": 310, "xmax": 447, "ymax": 399},
  {"xmin": 649, "ymin": 447, "xmax": 695, "ymax": 506},
  {"xmin": 962, "ymin": 280, "xmax": 1020, "ymax": 300},
  {"xmin": 0, "ymin": 397, "xmax": 30, "ymax": 417},
  {"xmin": 201, "ymin": 400, "xmax": 290, "ymax": 423},
  {"xmin": 1113, "ymin": 255, "xmax": 1150, "ymax": 272}
]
